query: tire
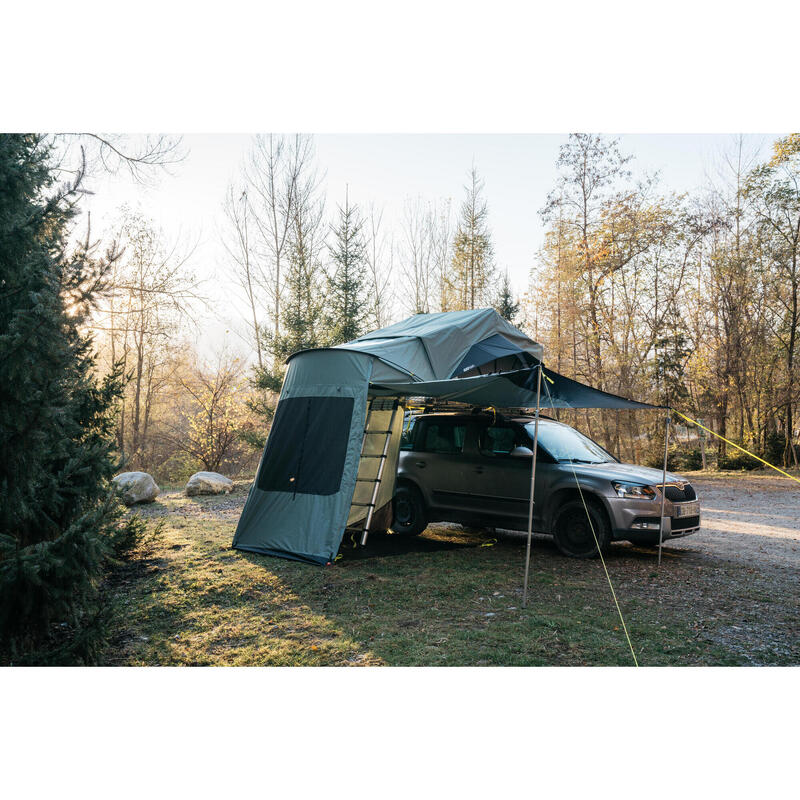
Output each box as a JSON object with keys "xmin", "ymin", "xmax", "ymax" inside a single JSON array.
[
  {"xmin": 391, "ymin": 484, "xmax": 428, "ymax": 536},
  {"xmin": 552, "ymin": 498, "xmax": 611, "ymax": 558}
]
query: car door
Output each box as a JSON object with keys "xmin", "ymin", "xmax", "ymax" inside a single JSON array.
[
  {"xmin": 474, "ymin": 421, "xmax": 554, "ymax": 530},
  {"xmin": 405, "ymin": 417, "xmax": 481, "ymax": 516}
]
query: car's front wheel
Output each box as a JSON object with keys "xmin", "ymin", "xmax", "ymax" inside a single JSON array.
[
  {"xmin": 391, "ymin": 484, "xmax": 427, "ymax": 536},
  {"xmin": 553, "ymin": 498, "xmax": 610, "ymax": 558}
]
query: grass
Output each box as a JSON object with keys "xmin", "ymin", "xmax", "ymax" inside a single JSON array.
[{"xmin": 96, "ymin": 481, "xmax": 798, "ymax": 667}]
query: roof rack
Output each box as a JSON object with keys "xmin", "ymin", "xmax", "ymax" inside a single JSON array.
[{"xmin": 404, "ymin": 398, "xmax": 555, "ymax": 420}]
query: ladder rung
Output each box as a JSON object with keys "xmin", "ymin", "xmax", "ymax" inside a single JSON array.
[
  {"xmin": 363, "ymin": 430, "xmax": 393, "ymax": 435},
  {"xmin": 350, "ymin": 501, "xmax": 376, "ymax": 508}
]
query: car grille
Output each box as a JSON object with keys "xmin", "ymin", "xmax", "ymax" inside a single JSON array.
[
  {"xmin": 661, "ymin": 483, "xmax": 696, "ymax": 502},
  {"xmin": 671, "ymin": 515, "xmax": 700, "ymax": 531}
]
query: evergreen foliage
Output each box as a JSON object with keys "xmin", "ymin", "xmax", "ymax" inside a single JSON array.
[
  {"xmin": 493, "ymin": 270, "xmax": 519, "ymax": 322},
  {"xmin": 446, "ymin": 167, "xmax": 495, "ymax": 309},
  {"xmin": 248, "ymin": 201, "xmax": 326, "ymax": 439},
  {"xmin": 325, "ymin": 191, "xmax": 368, "ymax": 345},
  {"xmin": 0, "ymin": 134, "xmax": 135, "ymax": 663}
]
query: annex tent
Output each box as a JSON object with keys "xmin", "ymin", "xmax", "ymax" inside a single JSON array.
[{"xmin": 233, "ymin": 308, "xmax": 659, "ymax": 565}]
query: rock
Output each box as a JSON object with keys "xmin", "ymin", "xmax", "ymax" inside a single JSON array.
[
  {"xmin": 113, "ymin": 471, "xmax": 160, "ymax": 505},
  {"xmin": 185, "ymin": 471, "xmax": 233, "ymax": 497}
]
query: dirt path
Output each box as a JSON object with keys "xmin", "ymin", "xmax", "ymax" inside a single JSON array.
[{"xmin": 671, "ymin": 475, "xmax": 799, "ymax": 569}]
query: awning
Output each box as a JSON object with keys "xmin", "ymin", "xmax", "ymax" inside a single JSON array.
[{"xmin": 371, "ymin": 365, "xmax": 663, "ymax": 411}]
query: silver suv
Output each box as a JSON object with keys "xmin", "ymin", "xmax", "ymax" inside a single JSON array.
[{"xmin": 393, "ymin": 412, "xmax": 701, "ymax": 558}]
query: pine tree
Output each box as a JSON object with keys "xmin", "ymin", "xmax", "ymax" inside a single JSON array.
[
  {"xmin": 249, "ymin": 194, "xmax": 325, "ymax": 439},
  {"xmin": 446, "ymin": 167, "xmax": 495, "ymax": 309},
  {"xmin": 325, "ymin": 189, "xmax": 368, "ymax": 344},
  {"xmin": 493, "ymin": 270, "xmax": 519, "ymax": 322},
  {"xmin": 0, "ymin": 135, "xmax": 133, "ymax": 662}
]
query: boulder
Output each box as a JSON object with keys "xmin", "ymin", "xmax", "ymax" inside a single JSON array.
[
  {"xmin": 185, "ymin": 471, "xmax": 233, "ymax": 497},
  {"xmin": 113, "ymin": 471, "xmax": 160, "ymax": 505}
]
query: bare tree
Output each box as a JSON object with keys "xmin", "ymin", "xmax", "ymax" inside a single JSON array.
[
  {"xmin": 91, "ymin": 207, "xmax": 203, "ymax": 468},
  {"xmin": 50, "ymin": 134, "xmax": 186, "ymax": 184},
  {"xmin": 399, "ymin": 197, "xmax": 434, "ymax": 314},
  {"xmin": 222, "ymin": 134, "xmax": 321, "ymax": 369},
  {"xmin": 364, "ymin": 203, "xmax": 395, "ymax": 328},
  {"xmin": 221, "ymin": 185, "xmax": 263, "ymax": 368}
]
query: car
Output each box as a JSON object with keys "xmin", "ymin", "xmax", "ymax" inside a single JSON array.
[{"xmin": 392, "ymin": 411, "xmax": 701, "ymax": 558}]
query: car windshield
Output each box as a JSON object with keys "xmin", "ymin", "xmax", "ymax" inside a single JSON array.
[{"xmin": 524, "ymin": 422, "xmax": 616, "ymax": 464}]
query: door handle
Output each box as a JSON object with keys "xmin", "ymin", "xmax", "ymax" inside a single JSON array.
[{"xmin": 415, "ymin": 460, "xmax": 426, "ymax": 468}]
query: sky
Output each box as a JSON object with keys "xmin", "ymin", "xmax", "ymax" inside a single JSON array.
[{"xmin": 78, "ymin": 133, "xmax": 777, "ymax": 358}]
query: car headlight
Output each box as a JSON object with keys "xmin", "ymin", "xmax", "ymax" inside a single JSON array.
[{"xmin": 612, "ymin": 481, "xmax": 656, "ymax": 499}]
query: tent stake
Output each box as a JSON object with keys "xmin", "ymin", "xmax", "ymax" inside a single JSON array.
[
  {"xmin": 522, "ymin": 364, "xmax": 543, "ymax": 608},
  {"xmin": 657, "ymin": 413, "xmax": 670, "ymax": 568}
]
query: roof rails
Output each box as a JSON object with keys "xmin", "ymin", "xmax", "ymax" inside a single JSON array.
[{"xmin": 404, "ymin": 398, "xmax": 555, "ymax": 421}]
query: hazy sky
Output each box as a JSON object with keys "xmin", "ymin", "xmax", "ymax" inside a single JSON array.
[{"xmin": 78, "ymin": 133, "xmax": 777, "ymax": 357}]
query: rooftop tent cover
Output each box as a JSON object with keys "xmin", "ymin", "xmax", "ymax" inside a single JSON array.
[{"xmin": 335, "ymin": 308, "xmax": 544, "ymax": 382}]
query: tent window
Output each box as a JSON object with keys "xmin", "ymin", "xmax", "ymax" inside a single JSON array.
[
  {"xmin": 256, "ymin": 395, "xmax": 354, "ymax": 496},
  {"xmin": 419, "ymin": 422, "xmax": 466, "ymax": 454}
]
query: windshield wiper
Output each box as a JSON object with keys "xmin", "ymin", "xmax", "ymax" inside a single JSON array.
[{"xmin": 559, "ymin": 458, "xmax": 606, "ymax": 464}]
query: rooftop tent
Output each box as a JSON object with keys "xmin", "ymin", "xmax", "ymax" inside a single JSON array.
[{"xmin": 232, "ymin": 308, "xmax": 658, "ymax": 564}]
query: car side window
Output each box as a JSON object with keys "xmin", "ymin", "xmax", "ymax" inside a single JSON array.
[
  {"xmin": 420, "ymin": 422, "xmax": 466, "ymax": 454},
  {"xmin": 479, "ymin": 425, "xmax": 517, "ymax": 456},
  {"xmin": 400, "ymin": 415, "xmax": 417, "ymax": 450}
]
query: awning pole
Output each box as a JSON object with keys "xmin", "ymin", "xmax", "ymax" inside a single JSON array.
[
  {"xmin": 657, "ymin": 413, "xmax": 670, "ymax": 568},
  {"xmin": 522, "ymin": 364, "xmax": 543, "ymax": 608}
]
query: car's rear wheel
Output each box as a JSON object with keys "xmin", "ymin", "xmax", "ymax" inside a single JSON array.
[
  {"xmin": 391, "ymin": 484, "xmax": 427, "ymax": 536},
  {"xmin": 553, "ymin": 498, "xmax": 610, "ymax": 558}
]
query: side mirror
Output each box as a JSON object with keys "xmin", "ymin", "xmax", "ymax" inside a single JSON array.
[{"xmin": 510, "ymin": 446, "xmax": 533, "ymax": 457}]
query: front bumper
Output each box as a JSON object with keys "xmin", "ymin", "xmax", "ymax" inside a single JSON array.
[{"xmin": 607, "ymin": 496, "xmax": 701, "ymax": 542}]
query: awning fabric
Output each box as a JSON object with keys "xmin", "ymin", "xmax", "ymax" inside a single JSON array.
[{"xmin": 372, "ymin": 366, "xmax": 661, "ymax": 410}]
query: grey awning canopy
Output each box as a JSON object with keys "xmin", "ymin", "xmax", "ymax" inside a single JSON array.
[{"xmin": 371, "ymin": 365, "xmax": 662, "ymax": 410}]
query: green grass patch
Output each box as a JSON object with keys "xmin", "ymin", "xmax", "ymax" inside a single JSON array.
[{"xmin": 99, "ymin": 487, "xmax": 797, "ymax": 667}]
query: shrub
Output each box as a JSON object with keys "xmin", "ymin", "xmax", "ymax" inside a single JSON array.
[{"xmin": 718, "ymin": 450, "xmax": 762, "ymax": 471}]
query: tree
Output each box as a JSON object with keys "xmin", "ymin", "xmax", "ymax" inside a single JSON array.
[
  {"xmin": 94, "ymin": 207, "xmax": 201, "ymax": 470},
  {"xmin": 399, "ymin": 197, "xmax": 435, "ymax": 314},
  {"xmin": 493, "ymin": 269, "xmax": 519, "ymax": 322},
  {"xmin": 0, "ymin": 135, "xmax": 131, "ymax": 661},
  {"xmin": 746, "ymin": 134, "xmax": 800, "ymax": 466},
  {"xmin": 249, "ymin": 149, "xmax": 326, "ymax": 432},
  {"xmin": 172, "ymin": 351, "xmax": 251, "ymax": 472},
  {"xmin": 222, "ymin": 184, "xmax": 263, "ymax": 368},
  {"xmin": 364, "ymin": 203, "xmax": 394, "ymax": 329},
  {"xmin": 325, "ymin": 188, "xmax": 369, "ymax": 344},
  {"xmin": 447, "ymin": 167, "xmax": 494, "ymax": 310}
]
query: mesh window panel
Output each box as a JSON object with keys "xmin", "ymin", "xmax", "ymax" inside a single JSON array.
[{"xmin": 256, "ymin": 395, "xmax": 354, "ymax": 496}]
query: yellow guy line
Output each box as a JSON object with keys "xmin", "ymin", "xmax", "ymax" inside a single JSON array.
[
  {"xmin": 673, "ymin": 410, "xmax": 800, "ymax": 485},
  {"xmin": 541, "ymin": 371, "xmax": 639, "ymax": 667}
]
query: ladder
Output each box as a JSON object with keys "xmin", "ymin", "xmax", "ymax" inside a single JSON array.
[{"xmin": 351, "ymin": 398, "xmax": 400, "ymax": 546}]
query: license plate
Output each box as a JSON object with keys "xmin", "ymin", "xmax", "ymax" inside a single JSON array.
[{"xmin": 674, "ymin": 501, "xmax": 699, "ymax": 517}]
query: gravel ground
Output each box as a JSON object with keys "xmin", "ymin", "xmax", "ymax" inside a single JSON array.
[
  {"xmin": 524, "ymin": 473, "xmax": 798, "ymax": 664},
  {"xmin": 647, "ymin": 474, "xmax": 799, "ymax": 664}
]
